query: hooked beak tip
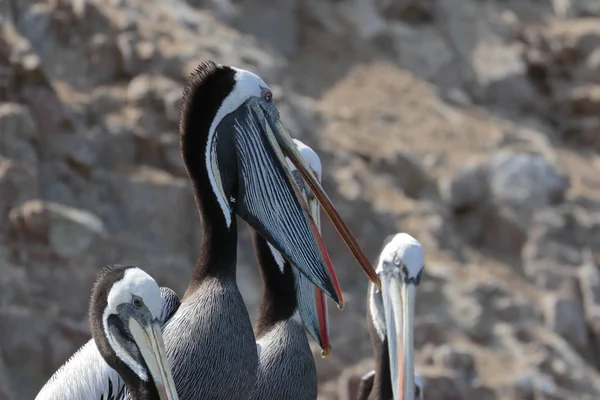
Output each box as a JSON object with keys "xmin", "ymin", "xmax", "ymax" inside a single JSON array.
[
  {"xmin": 321, "ymin": 347, "xmax": 332, "ymax": 358},
  {"xmin": 374, "ymin": 276, "xmax": 382, "ymax": 293}
]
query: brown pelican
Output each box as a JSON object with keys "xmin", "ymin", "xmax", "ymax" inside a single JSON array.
[
  {"xmin": 356, "ymin": 233, "xmax": 425, "ymax": 400},
  {"xmin": 89, "ymin": 264, "xmax": 179, "ymax": 400},
  {"xmin": 36, "ymin": 282, "xmax": 180, "ymax": 400},
  {"xmin": 36, "ymin": 61, "xmax": 379, "ymax": 400},
  {"xmin": 250, "ymin": 139, "xmax": 328, "ymax": 400},
  {"xmin": 149, "ymin": 61, "xmax": 380, "ymax": 399}
]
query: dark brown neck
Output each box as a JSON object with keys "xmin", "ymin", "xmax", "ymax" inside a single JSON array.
[
  {"xmin": 364, "ymin": 295, "xmax": 393, "ymax": 400},
  {"xmin": 182, "ymin": 165, "xmax": 238, "ymax": 297},
  {"xmin": 179, "ymin": 64, "xmax": 239, "ymax": 296},
  {"xmin": 127, "ymin": 377, "xmax": 161, "ymax": 400},
  {"xmin": 251, "ymin": 230, "xmax": 298, "ymax": 339}
]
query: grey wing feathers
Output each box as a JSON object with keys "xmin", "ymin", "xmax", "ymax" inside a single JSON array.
[
  {"xmin": 160, "ymin": 286, "xmax": 181, "ymax": 323},
  {"xmin": 34, "ymin": 340, "xmax": 123, "ymax": 400}
]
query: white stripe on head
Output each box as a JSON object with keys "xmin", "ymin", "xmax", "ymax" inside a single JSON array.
[
  {"xmin": 102, "ymin": 267, "xmax": 162, "ymax": 381},
  {"xmin": 369, "ymin": 282, "xmax": 386, "ymax": 341},
  {"xmin": 376, "ymin": 233, "xmax": 424, "ymax": 278},
  {"xmin": 206, "ymin": 66, "xmax": 271, "ymax": 228}
]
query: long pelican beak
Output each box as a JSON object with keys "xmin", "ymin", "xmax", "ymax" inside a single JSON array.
[
  {"xmin": 381, "ymin": 274, "xmax": 416, "ymax": 400},
  {"xmin": 269, "ymin": 118, "xmax": 382, "ymax": 292},
  {"xmin": 306, "ymin": 182, "xmax": 331, "ymax": 354},
  {"xmin": 307, "ymin": 175, "xmax": 331, "ymax": 354},
  {"xmin": 128, "ymin": 317, "xmax": 179, "ymax": 400},
  {"xmin": 226, "ymin": 98, "xmax": 343, "ymax": 305},
  {"xmin": 288, "ymin": 160, "xmax": 331, "ymax": 354}
]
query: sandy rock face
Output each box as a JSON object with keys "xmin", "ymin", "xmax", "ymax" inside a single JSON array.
[{"xmin": 2, "ymin": 0, "xmax": 600, "ymax": 399}]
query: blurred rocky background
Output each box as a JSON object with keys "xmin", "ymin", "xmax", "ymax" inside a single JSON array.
[{"xmin": 1, "ymin": 0, "xmax": 600, "ymax": 399}]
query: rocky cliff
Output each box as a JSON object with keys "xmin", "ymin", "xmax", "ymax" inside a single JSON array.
[{"xmin": 1, "ymin": 0, "xmax": 600, "ymax": 399}]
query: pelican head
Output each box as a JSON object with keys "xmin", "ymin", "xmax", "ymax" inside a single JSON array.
[
  {"xmin": 89, "ymin": 265, "xmax": 179, "ymax": 400},
  {"xmin": 369, "ymin": 233, "xmax": 424, "ymax": 400},
  {"xmin": 181, "ymin": 61, "xmax": 380, "ymax": 307}
]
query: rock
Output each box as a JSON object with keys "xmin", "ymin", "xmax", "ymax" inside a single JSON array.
[
  {"xmin": 382, "ymin": 0, "xmax": 435, "ymax": 22},
  {"xmin": 0, "ymin": 158, "xmax": 39, "ymax": 229},
  {"xmin": 523, "ymin": 207, "xmax": 584, "ymax": 283},
  {"xmin": 47, "ymin": 133, "xmax": 99, "ymax": 172},
  {"xmin": 159, "ymin": 133, "xmax": 187, "ymax": 175},
  {"xmin": 15, "ymin": 2, "xmax": 118, "ymax": 90},
  {"xmin": 126, "ymin": 106, "xmax": 170, "ymax": 138},
  {"xmin": 88, "ymin": 86, "xmax": 127, "ymax": 120},
  {"xmin": 434, "ymin": 345, "xmax": 476, "ymax": 379},
  {"xmin": 560, "ymin": 85, "xmax": 600, "ymax": 116},
  {"xmin": 0, "ymin": 352, "xmax": 14, "ymax": 400},
  {"xmin": 0, "ymin": 248, "xmax": 32, "ymax": 310},
  {"xmin": 578, "ymin": 252, "xmax": 600, "ymax": 363},
  {"xmin": 442, "ymin": 162, "xmax": 490, "ymax": 211},
  {"xmin": 494, "ymin": 297, "xmax": 540, "ymax": 323},
  {"xmin": 187, "ymin": 0, "xmax": 240, "ymax": 22},
  {"xmin": 414, "ymin": 318, "xmax": 447, "ymax": 349},
  {"xmin": 564, "ymin": 0, "xmax": 600, "ymax": 17},
  {"xmin": 464, "ymin": 383, "xmax": 496, "ymax": 400},
  {"xmin": 450, "ymin": 295, "xmax": 494, "ymax": 343},
  {"xmin": 0, "ymin": 103, "xmax": 39, "ymax": 165},
  {"xmin": 560, "ymin": 116, "xmax": 600, "ymax": 150},
  {"xmin": 584, "ymin": 48, "xmax": 600, "ymax": 83},
  {"xmin": 488, "ymin": 151, "xmax": 570, "ymax": 230},
  {"xmin": 126, "ymin": 74, "xmax": 154, "ymax": 105},
  {"xmin": 84, "ymin": 33, "xmax": 122, "ymax": 86},
  {"xmin": 117, "ymin": 32, "xmax": 156, "ymax": 77},
  {"xmin": 388, "ymin": 25, "xmax": 455, "ymax": 85},
  {"xmin": 336, "ymin": 368, "xmax": 363, "ymax": 400},
  {"xmin": 338, "ymin": 0, "xmax": 388, "ymax": 40},
  {"xmin": 163, "ymin": 89, "xmax": 183, "ymax": 124},
  {"xmin": 543, "ymin": 293, "xmax": 589, "ymax": 351},
  {"xmin": 112, "ymin": 166, "xmax": 194, "ymax": 256},
  {"xmin": 8, "ymin": 200, "xmax": 107, "ymax": 258},
  {"xmin": 372, "ymin": 151, "xmax": 430, "ymax": 199},
  {"xmin": 420, "ymin": 375, "xmax": 462, "ymax": 399},
  {"xmin": 126, "ymin": 74, "xmax": 182, "ymax": 111},
  {"xmin": 0, "ymin": 308, "xmax": 56, "ymax": 400},
  {"xmin": 438, "ymin": 0, "xmax": 536, "ymax": 110},
  {"xmin": 579, "ymin": 253, "xmax": 600, "ymax": 323},
  {"xmin": 233, "ymin": 0, "xmax": 298, "ymax": 55},
  {"xmin": 511, "ymin": 374, "xmax": 536, "ymax": 400},
  {"xmin": 97, "ymin": 115, "xmax": 137, "ymax": 167}
]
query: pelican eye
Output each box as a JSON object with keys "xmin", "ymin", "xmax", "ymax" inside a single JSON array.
[
  {"xmin": 132, "ymin": 296, "xmax": 144, "ymax": 309},
  {"xmin": 262, "ymin": 89, "xmax": 273, "ymax": 102}
]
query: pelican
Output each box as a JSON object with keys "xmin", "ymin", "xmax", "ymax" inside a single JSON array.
[
  {"xmin": 36, "ymin": 61, "xmax": 380, "ymax": 400},
  {"xmin": 36, "ymin": 280, "xmax": 180, "ymax": 399},
  {"xmin": 89, "ymin": 264, "xmax": 179, "ymax": 400},
  {"xmin": 250, "ymin": 139, "xmax": 328, "ymax": 400},
  {"xmin": 356, "ymin": 233, "xmax": 425, "ymax": 400}
]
